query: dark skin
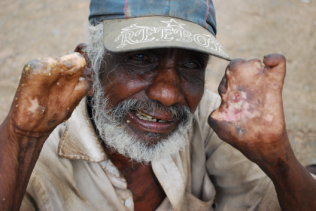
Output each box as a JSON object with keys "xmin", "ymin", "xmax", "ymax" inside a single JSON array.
[
  {"xmin": 0, "ymin": 53, "xmax": 91, "ymax": 210},
  {"xmin": 0, "ymin": 43, "xmax": 315, "ymax": 211},
  {"xmin": 99, "ymin": 48, "xmax": 208, "ymax": 143},
  {"xmin": 94, "ymin": 48, "xmax": 209, "ymax": 210},
  {"xmin": 209, "ymin": 55, "xmax": 316, "ymax": 210},
  {"xmin": 107, "ymin": 151, "xmax": 166, "ymax": 210}
]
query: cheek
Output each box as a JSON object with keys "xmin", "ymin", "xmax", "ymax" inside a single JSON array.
[
  {"xmin": 102, "ymin": 72, "xmax": 149, "ymax": 106},
  {"xmin": 182, "ymin": 80, "xmax": 205, "ymax": 112}
]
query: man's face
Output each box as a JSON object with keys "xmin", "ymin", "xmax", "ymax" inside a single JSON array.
[
  {"xmin": 92, "ymin": 48, "xmax": 208, "ymax": 162},
  {"xmin": 101, "ymin": 48, "xmax": 208, "ymax": 141}
]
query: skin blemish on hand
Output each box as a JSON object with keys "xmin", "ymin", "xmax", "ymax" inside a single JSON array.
[
  {"xmin": 58, "ymin": 53, "xmax": 86, "ymax": 76},
  {"xmin": 229, "ymin": 100, "xmax": 243, "ymax": 110},
  {"xmin": 81, "ymin": 59, "xmax": 86, "ymax": 67},
  {"xmin": 38, "ymin": 107, "xmax": 46, "ymax": 114},
  {"xmin": 214, "ymin": 90, "xmax": 255, "ymax": 122},
  {"xmin": 263, "ymin": 114, "xmax": 274, "ymax": 122},
  {"xmin": 24, "ymin": 65, "xmax": 31, "ymax": 72},
  {"xmin": 27, "ymin": 98, "xmax": 40, "ymax": 114},
  {"xmin": 226, "ymin": 90, "xmax": 247, "ymax": 117},
  {"xmin": 236, "ymin": 127, "xmax": 245, "ymax": 136},
  {"xmin": 48, "ymin": 120, "xmax": 56, "ymax": 126}
]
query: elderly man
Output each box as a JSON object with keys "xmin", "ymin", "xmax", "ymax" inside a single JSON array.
[{"xmin": 0, "ymin": 0, "xmax": 316, "ymax": 210}]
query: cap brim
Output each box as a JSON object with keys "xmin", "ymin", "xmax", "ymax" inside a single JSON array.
[{"xmin": 103, "ymin": 16, "xmax": 231, "ymax": 61}]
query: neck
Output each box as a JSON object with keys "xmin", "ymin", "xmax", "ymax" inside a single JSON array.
[
  {"xmin": 87, "ymin": 98, "xmax": 166, "ymax": 210},
  {"xmin": 105, "ymin": 146, "xmax": 149, "ymax": 171}
]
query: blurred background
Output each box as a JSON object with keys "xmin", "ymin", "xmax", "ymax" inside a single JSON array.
[{"xmin": 0, "ymin": 0, "xmax": 315, "ymax": 165}]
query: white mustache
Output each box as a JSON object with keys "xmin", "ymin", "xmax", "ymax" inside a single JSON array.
[
  {"xmin": 107, "ymin": 99, "xmax": 192, "ymax": 125},
  {"xmin": 90, "ymin": 78, "xmax": 193, "ymax": 163}
]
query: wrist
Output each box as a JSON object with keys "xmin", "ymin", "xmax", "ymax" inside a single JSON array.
[
  {"xmin": 0, "ymin": 116, "xmax": 50, "ymax": 153},
  {"xmin": 256, "ymin": 143, "xmax": 299, "ymax": 181},
  {"xmin": 3, "ymin": 115, "xmax": 51, "ymax": 139}
]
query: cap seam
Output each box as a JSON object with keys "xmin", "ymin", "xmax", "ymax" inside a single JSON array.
[
  {"xmin": 124, "ymin": 0, "xmax": 128, "ymax": 18},
  {"xmin": 204, "ymin": 0, "xmax": 209, "ymax": 29},
  {"xmin": 105, "ymin": 15, "xmax": 216, "ymax": 35}
]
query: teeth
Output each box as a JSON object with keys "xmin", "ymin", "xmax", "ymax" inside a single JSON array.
[
  {"xmin": 136, "ymin": 111, "xmax": 158, "ymax": 122},
  {"xmin": 141, "ymin": 112, "xmax": 153, "ymax": 119},
  {"xmin": 136, "ymin": 111, "xmax": 171, "ymax": 122}
]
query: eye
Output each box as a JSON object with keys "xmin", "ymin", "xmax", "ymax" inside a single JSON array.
[
  {"xmin": 130, "ymin": 54, "xmax": 150, "ymax": 62},
  {"xmin": 184, "ymin": 61, "xmax": 199, "ymax": 69}
]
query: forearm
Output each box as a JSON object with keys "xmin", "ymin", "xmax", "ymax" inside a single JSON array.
[
  {"xmin": 0, "ymin": 118, "xmax": 49, "ymax": 211},
  {"xmin": 259, "ymin": 144, "xmax": 316, "ymax": 211},
  {"xmin": 0, "ymin": 52, "xmax": 88, "ymax": 211}
]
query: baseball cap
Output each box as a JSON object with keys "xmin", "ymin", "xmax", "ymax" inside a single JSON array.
[{"xmin": 89, "ymin": 0, "xmax": 231, "ymax": 61}]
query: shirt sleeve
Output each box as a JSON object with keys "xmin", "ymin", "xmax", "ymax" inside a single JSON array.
[
  {"xmin": 205, "ymin": 138, "xmax": 282, "ymax": 211},
  {"xmin": 20, "ymin": 124, "xmax": 95, "ymax": 211},
  {"xmin": 21, "ymin": 193, "xmax": 37, "ymax": 211},
  {"xmin": 200, "ymin": 90, "xmax": 282, "ymax": 211}
]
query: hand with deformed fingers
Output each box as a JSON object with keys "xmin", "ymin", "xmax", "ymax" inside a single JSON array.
[
  {"xmin": 0, "ymin": 52, "xmax": 92, "ymax": 211},
  {"xmin": 208, "ymin": 54, "xmax": 316, "ymax": 210},
  {"xmin": 11, "ymin": 52, "xmax": 90, "ymax": 133},
  {"xmin": 208, "ymin": 54, "xmax": 287, "ymax": 163}
]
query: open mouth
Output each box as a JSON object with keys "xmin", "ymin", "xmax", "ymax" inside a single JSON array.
[
  {"xmin": 125, "ymin": 110, "xmax": 177, "ymax": 134},
  {"xmin": 133, "ymin": 110, "xmax": 174, "ymax": 123}
]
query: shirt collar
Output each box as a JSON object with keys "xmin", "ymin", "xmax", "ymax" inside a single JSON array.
[
  {"xmin": 58, "ymin": 98, "xmax": 108, "ymax": 162},
  {"xmin": 57, "ymin": 98, "xmax": 188, "ymax": 210}
]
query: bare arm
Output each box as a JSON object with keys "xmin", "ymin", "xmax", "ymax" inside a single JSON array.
[
  {"xmin": 208, "ymin": 54, "xmax": 316, "ymax": 210},
  {"xmin": 0, "ymin": 53, "xmax": 91, "ymax": 211}
]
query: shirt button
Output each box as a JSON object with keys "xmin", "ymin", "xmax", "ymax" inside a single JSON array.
[{"xmin": 125, "ymin": 198, "xmax": 132, "ymax": 207}]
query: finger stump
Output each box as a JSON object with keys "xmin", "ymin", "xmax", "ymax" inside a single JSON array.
[{"xmin": 209, "ymin": 54, "xmax": 286, "ymax": 140}]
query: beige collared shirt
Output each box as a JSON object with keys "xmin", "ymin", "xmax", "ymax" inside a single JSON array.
[{"xmin": 21, "ymin": 90, "xmax": 283, "ymax": 211}]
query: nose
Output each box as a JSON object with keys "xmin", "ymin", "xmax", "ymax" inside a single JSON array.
[{"xmin": 146, "ymin": 67, "xmax": 185, "ymax": 107}]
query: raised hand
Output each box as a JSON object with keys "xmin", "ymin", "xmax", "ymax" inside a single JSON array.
[
  {"xmin": 208, "ymin": 54, "xmax": 316, "ymax": 210},
  {"xmin": 8, "ymin": 52, "xmax": 91, "ymax": 135},
  {"xmin": 0, "ymin": 52, "xmax": 92, "ymax": 211},
  {"xmin": 208, "ymin": 54, "xmax": 288, "ymax": 163}
]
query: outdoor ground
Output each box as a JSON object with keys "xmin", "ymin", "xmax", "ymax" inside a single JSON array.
[{"xmin": 0, "ymin": 0, "xmax": 315, "ymax": 165}]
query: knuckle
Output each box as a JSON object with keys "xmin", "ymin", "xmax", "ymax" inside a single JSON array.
[
  {"xmin": 58, "ymin": 52, "xmax": 86, "ymax": 75},
  {"xmin": 278, "ymin": 54, "xmax": 286, "ymax": 63},
  {"xmin": 23, "ymin": 58, "xmax": 59, "ymax": 77},
  {"xmin": 227, "ymin": 58, "xmax": 246, "ymax": 71}
]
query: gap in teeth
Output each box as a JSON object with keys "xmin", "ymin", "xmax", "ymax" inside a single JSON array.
[
  {"xmin": 135, "ymin": 111, "xmax": 159, "ymax": 122},
  {"xmin": 134, "ymin": 111, "xmax": 172, "ymax": 122}
]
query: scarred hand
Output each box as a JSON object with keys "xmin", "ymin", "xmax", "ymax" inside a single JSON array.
[
  {"xmin": 208, "ymin": 54, "xmax": 289, "ymax": 164},
  {"xmin": 0, "ymin": 52, "xmax": 92, "ymax": 211},
  {"xmin": 7, "ymin": 52, "xmax": 91, "ymax": 136}
]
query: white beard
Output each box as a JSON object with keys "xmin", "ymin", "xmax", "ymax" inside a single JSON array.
[{"xmin": 91, "ymin": 81, "xmax": 193, "ymax": 163}]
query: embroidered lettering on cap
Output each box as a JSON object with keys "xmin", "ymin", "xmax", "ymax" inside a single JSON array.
[{"xmin": 114, "ymin": 19, "xmax": 228, "ymax": 57}]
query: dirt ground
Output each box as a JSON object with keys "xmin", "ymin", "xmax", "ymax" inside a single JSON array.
[{"xmin": 0, "ymin": 0, "xmax": 316, "ymax": 165}]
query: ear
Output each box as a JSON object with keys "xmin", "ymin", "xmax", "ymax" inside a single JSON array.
[{"xmin": 74, "ymin": 43, "xmax": 94, "ymax": 96}]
